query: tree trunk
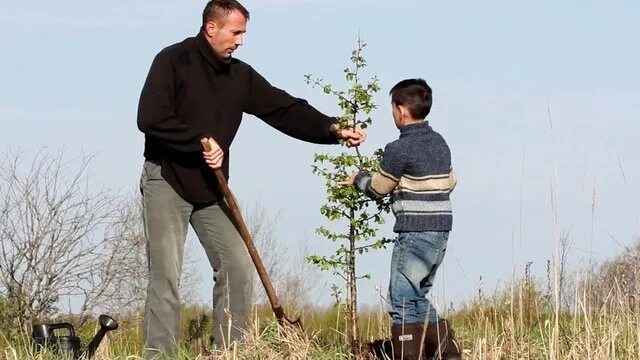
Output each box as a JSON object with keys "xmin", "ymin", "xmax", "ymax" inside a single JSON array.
[{"xmin": 348, "ymin": 209, "xmax": 358, "ymax": 357}]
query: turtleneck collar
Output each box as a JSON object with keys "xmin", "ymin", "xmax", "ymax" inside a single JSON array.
[
  {"xmin": 196, "ymin": 28, "xmax": 230, "ymax": 72},
  {"xmin": 399, "ymin": 120, "xmax": 432, "ymax": 137}
]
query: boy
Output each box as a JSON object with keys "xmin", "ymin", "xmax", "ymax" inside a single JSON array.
[{"xmin": 343, "ymin": 79, "xmax": 461, "ymax": 360}]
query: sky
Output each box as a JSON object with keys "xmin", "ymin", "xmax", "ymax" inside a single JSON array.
[{"xmin": 1, "ymin": 0, "xmax": 639, "ymax": 312}]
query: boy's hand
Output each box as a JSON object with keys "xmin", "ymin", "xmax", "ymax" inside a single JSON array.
[
  {"xmin": 338, "ymin": 172, "xmax": 357, "ymax": 186},
  {"xmin": 333, "ymin": 125, "xmax": 367, "ymax": 147},
  {"xmin": 202, "ymin": 137, "xmax": 224, "ymax": 169}
]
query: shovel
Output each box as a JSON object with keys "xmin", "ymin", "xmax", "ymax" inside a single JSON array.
[{"xmin": 200, "ymin": 138, "xmax": 303, "ymax": 331}]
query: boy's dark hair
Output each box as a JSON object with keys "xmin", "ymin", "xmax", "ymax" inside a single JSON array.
[
  {"xmin": 389, "ymin": 78, "xmax": 433, "ymax": 119},
  {"xmin": 202, "ymin": 0, "xmax": 250, "ymax": 25}
]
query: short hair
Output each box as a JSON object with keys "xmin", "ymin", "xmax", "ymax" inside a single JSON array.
[
  {"xmin": 202, "ymin": 0, "xmax": 250, "ymax": 25},
  {"xmin": 389, "ymin": 78, "xmax": 433, "ymax": 119}
]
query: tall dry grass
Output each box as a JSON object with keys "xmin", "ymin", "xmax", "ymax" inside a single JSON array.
[{"xmin": 3, "ymin": 273, "xmax": 640, "ymax": 359}]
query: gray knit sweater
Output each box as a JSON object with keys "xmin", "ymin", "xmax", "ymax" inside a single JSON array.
[{"xmin": 354, "ymin": 121, "xmax": 456, "ymax": 232}]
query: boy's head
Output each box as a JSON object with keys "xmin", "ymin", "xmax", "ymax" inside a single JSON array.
[{"xmin": 389, "ymin": 78, "xmax": 432, "ymax": 128}]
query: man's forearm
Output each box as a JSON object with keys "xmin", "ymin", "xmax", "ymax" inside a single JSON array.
[{"xmin": 256, "ymin": 100, "xmax": 339, "ymax": 145}]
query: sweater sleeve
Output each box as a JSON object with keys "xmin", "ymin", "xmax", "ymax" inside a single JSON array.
[
  {"xmin": 354, "ymin": 142, "xmax": 404, "ymax": 199},
  {"xmin": 137, "ymin": 51, "xmax": 206, "ymax": 153},
  {"xmin": 243, "ymin": 66, "xmax": 339, "ymax": 144}
]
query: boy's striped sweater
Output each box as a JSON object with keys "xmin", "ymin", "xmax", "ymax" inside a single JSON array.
[{"xmin": 354, "ymin": 121, "xmax": 456, "ymax": 232}]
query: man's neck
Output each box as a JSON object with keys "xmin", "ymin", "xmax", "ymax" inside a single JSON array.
[{"xmin": 196, "ymin": 30, "xmax": 230, "ymax": 71}]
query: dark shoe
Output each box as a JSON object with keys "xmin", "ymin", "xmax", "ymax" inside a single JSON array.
[
  {"xmin": 423, "ymin": 320, "xmax": 462, "ymax": 360},
  {"xmin": 391, "ymin": 323, "xmax": 425, "ymax": 360}
]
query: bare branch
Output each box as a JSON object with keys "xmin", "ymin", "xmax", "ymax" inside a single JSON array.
[{"xmin": 0, "ymin": 149, "xmax": 204, "ymax": 329}]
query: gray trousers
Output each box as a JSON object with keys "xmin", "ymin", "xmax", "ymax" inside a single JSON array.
[{"xmin": 140, "ymin": 160, "xmax": 253, "ymax": 358}]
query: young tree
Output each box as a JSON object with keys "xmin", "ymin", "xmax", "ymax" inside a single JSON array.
[{"xmin": 305, "ymin": 39, "xmax": 391, "ymax": 355}]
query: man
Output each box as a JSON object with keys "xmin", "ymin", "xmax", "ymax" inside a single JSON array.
[{"xmin": 136, "ymin": 0, "xmax": 366, "ymax": 358}]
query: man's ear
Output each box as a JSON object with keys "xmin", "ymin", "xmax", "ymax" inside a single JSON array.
[{"xmin": 204, "ymin": 21, "xmax": 218, "ymax": 36}]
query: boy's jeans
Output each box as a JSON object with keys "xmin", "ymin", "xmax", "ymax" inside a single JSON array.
[{"xmin": 388, "ymin": 231, "xmax": 449, "ymax": 324}]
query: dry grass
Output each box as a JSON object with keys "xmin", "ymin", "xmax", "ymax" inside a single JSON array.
[{"xmin": 3, "ymin": 277, "xmax": 640, "ymax": 359}]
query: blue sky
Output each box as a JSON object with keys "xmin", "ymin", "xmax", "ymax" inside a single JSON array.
[{"xmin": 1, "ymin": 0, "xmax": 639, "ymax": 310}]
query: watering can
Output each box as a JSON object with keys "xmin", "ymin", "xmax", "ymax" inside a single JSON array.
[{"xmin": 32, "ymin": 314, "xmax": 118, "ymax": 359}]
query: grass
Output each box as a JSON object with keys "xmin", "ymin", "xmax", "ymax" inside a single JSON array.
[{"xmin": 3, "ymin": 276, "xmax": 640, "ymax": 359}]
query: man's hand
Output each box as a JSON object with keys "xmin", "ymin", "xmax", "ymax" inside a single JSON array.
[
  {"xmin": 338, "ymin": 172, "xmax": 357, "ymax": 186},
  {"xmin": 335, "ymin": 126, "xmax": 367, "ymax": 147},
  {"xmin": 202, "ymin": 137, "xmax": 224, "ymax": 169}
]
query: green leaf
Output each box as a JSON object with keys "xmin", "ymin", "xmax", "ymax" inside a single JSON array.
[{"xmin": 305, "ymin": 38, "xmax": 390, "ymax": 304}]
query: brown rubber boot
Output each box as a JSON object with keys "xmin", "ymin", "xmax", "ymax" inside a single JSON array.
[
  {"xmin": 391, "ymin": 323, "xmax": 425, "ymax": 360},
  {"xmin": 423, "ymin": 320, "xmax": 462, "ymax": 360}
]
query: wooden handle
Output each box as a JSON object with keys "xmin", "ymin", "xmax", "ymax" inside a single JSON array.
[
  {"xmin": 200, "ymin": 138, "xmax": 212, "ymax": 152},
  {"xmin": 200, "ymin": 138, "xmax": 285, "ymax": 318}
]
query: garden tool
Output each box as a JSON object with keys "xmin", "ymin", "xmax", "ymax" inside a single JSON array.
[
  {"xmin": 32, "ymin": 314, "xmax": 119, "ymax": 359},
  {"xmin": 201, "ymin": 138, "xmax": 303, "ymax": 331}
]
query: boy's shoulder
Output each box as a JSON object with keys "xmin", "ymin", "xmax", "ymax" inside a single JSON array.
[
  {"xmin": 426, "ymin": 123, "xmax": 449, "ymax": 140},
  {"xmin": 383, "ymin": 138, "xmax": 405, "ymax": 154},
  {"xmin": 417, "ymin": 126, "xmax": 452, "ymax": 149},
  {"xmin": 431, "ymin": 129, "xmax": 452, "ymax": 151}
]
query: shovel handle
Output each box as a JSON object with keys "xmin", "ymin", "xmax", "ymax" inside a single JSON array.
[{"xmin": 201, "ymin": 138, "xmax": 290, "ymax": 324}]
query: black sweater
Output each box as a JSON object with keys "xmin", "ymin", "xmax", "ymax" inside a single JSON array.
[{"xmin": 137, "ymin": 31, "xmax": 338, "ymax": 204}]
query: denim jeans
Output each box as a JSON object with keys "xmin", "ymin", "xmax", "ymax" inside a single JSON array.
[
  {"xmin": 387, "ymin": 231, "xmax": 449, "ymax": 324},
  {"xmin": 139, "ymin": 160, "xmax": 253, "ymax": 359}
]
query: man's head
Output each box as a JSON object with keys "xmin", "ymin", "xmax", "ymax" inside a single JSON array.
[
  {"xmin": 202, "ymin": 0, "xmax": 250, "ymax": 62},
  {"xmin": 389, "ymin": 78, "xmax": 432, "ymax": 128}
]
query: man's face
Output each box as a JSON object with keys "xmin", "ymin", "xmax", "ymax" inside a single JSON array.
[{"xmin": 205, "ymin": 9, "xmax": 247, "ymax": 61}]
